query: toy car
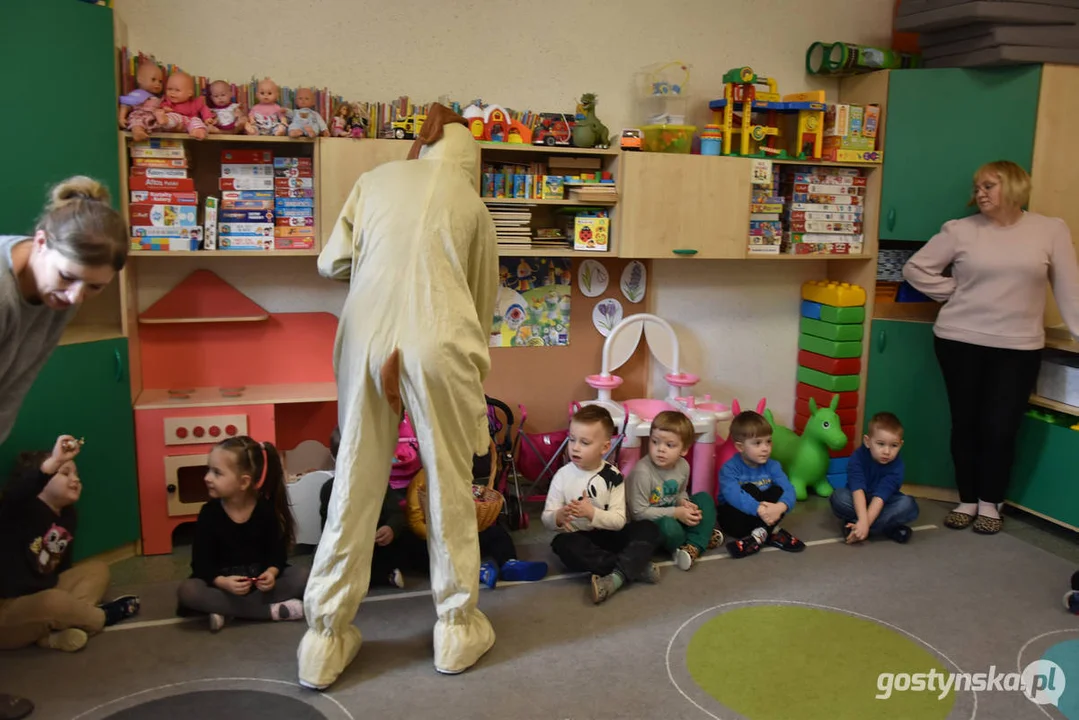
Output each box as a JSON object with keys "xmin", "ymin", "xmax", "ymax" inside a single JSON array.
[
  {"xmin": 532, "ymin": 112, "xmax": 573, "ymax": 146},
  {"xmin": 620, "ymin": 128, "xmax": 643, "ymax": 151}
]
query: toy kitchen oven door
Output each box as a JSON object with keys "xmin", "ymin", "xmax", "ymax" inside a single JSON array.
[{"xmin": 136, "ymin": 404, "xmax": 276, "ymax": 555}]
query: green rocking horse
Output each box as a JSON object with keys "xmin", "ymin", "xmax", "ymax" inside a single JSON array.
[{"xmin": 764, "ymin": 394, "xmax": 848, "ymax": 501}]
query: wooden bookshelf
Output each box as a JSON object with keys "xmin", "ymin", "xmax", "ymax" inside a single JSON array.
[
  {"xmin": 745, "ymin": 253, "xmax": 876, "ymax": 261},
  {"xmin": 477, "ymin": 142, "xmax": 619, "ymax": 156},
  {"xmin": 130, "ymin": 249, "xmax": 319, "ymax": 257},
  {"xmin": 496, "ymin": 248, "xmax": 612, "ymax": 258},
  {"xmin": 484, "ymin": 197, "xmax": 617, "ymax": 207},
  {"xmin": 122, "ymin": 131, "xmax": 316, "ymax": 144}
]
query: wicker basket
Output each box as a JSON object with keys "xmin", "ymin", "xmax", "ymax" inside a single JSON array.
[{"xmin": 417, "ymin": 438, "xmax": 504, "ymax": 533}]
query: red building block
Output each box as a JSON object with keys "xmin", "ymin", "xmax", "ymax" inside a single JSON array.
[
  {"xmin": 796, "ymin": 382, "xmax": 859, "ymax": 409},
  {"xmin": 798, "ymin": 349, "xmax": 861, "ymax": 376},
  {"xmin": 796, "ymin": 398, "xmax": 858, "ymax": 425}
]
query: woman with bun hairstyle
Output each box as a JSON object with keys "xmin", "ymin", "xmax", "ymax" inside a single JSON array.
[{"xmin": 0, "ymin": 176, "xmax": 127, "ymax": 720}]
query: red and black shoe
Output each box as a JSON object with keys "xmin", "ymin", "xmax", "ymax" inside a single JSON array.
[
  {"xmin": 766, "ymin": 528, "xmax": 806, "ymax": 553},
  {"xmin": 725, "ymin": 536, "xmax": 762, "ymax": 559}
]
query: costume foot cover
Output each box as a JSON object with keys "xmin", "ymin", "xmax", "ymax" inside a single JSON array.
[
  {"xmin": 298, "ymin": 624, "xmax": 363, "ymax": 690},
  {"xmin": 433, "ymin": 608, "xmax": 495, "ymax": 675}
]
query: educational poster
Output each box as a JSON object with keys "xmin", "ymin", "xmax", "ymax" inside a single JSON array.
[{"xmin": 490, "ymin": 257, "xmax": 572, "ymax": 347}]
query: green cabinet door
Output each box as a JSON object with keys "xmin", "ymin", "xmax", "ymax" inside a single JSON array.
[
  {"xmin": 1008, "ymin": 417, "xmax": 1079, "ymax": 527},
  {"xmin": 0, "ymin": 339, "xmax": 139, "ymax": 561},
  {"xmin": 880, "ymin": 66, "xmax": 1041, "ymax": 242},
  {"xmin": 864, "ymin": 320, "xmax": 955, "ymax": 488},
  {"xmin": 0, "ymin": 0, "xmax": 120, "ymax": 234}
]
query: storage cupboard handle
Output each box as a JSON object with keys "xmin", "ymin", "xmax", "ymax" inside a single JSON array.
[
  {"xmin": 886, "ymin": 208, "xmax": 896, "ymax": 232},
  {"xmin": 672, "ymin": 249, "xmax": 698, "ymax": 256},
  {"xmin": 877, "ymin": 329, "xmax": 886, "ymax": 352},
  {"xmin": 114, "ymin": 349, "xmax": 123, "ymax": 382}
]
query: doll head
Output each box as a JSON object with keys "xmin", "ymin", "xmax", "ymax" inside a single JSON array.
[
  {"xmin": 334, "ymin": 102, "xmax": 352, "ymax": 120},
  {"xmin": 295, "ymin": 88, "xmax": 316, "ymax": 110},
  {"xmin": 208, "ymin": 80, "xmax": 233, "ymax": 109},
  {"xmin": 165, "ymin": 72, "xmax": 195, "ymax": 105},
  {"xmin": 136, "ymin": 61, "xmax": 164, "ymax": 96},
  {"xmin": 256, "ymin": 78, "xmax": 280, "ymax": 105}
]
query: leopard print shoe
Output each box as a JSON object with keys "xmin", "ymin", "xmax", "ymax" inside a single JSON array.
[
  {"xmin": 944, "ymin": 511, "xmax": 975, "ymax": 530},
  {"xmin": 972, "ymin": 515, "xmax": 1003, "ymax": 535}
]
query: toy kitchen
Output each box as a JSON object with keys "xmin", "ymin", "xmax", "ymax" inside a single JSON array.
[{"xmin": 133, "ymin": 270, "xmax": 339, "ymax": 554}]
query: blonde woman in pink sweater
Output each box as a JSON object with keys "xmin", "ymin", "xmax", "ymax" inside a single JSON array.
[{"xmin": 903, "ymin": 160, "xmax": 1079, "ymax": 535}]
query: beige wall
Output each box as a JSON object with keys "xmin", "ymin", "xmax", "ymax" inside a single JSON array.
[{"xmin": 114, "ymin": 0, "xmax": 894, "ymax": 133}]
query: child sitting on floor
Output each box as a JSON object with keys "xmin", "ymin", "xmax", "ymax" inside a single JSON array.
[
  {"xmin": 830, "ymin": 412, "xmax": 919, "ymax": 544},
  {"xmin": 320, "ymin": 427, "xmax": 547, "ymax": 590},
  {"xmin": 628, "ymin": 410, "xmax": 722, "ymax": 570},
  {"xmin": 177, "ymin": 436, "xmax": 308, "ymax": 632},
  {"xmin": 543, "ymin": 405, "xmax": 661, "ymax": 604},
  {"xmin": 717, "ymin": 411, "xmax": 806, "ymax": 559},
  {"xmin": 0, "ymin": 435, "xmax": 139, "ymax": 652}
]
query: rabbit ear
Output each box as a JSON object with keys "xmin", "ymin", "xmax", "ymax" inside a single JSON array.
[
  {"xmin": 756, "ymin": 398, "xmax": 767, "ymax": 413},
  {"xmin": 731, "ymin": 399, "xmax": 741, "ymax": 415}
]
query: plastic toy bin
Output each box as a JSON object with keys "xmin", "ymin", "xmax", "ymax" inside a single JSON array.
[{"xmin": 640, "ymin": 124, "xmax": 696, "ymax": 153}]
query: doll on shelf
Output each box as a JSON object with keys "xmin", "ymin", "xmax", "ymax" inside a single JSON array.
[
  {"xmin": 118, "ymin": 60, "xmax": 167, "ymax": 142},
  {"xmin": 331, "ymin": 102, "xmax": 353, "ymax": 137},
  {"xmin": 246, "ymin": 78, "xmax": 289, "ymax": 136},
  {"xmin": 289, "ymin": 88, "xmax": 330, "ymax": 139},
  {"xmin": 206, "ymin": 80, "xmax": 247, "ymax": 134},
  {"xmin": 161, "ymin": 71, "xmax": 213, "ymax": 140}
]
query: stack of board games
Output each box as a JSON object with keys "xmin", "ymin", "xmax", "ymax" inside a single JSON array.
[
  {"xmin": 781, "ymin": 166, "xmax": 865, "ymax": 256},
  {"xmin": 218, "ymin": 149, "xmax": 274, "ymax": 251},
  {"xmin": 128, "ymin": 139, "xmax": 201, "ymax": 252},
  {"xmin": 274, "ymin": 157, "xmax": 315, "ymax": 250}
]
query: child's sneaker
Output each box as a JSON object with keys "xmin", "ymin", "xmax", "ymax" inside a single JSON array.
[
  {"xmin": 726, "ymin": 536, "xmax": 761, "ymax": 559},
  {"xmin": 389, "ymin": 568, "xmax": 405, "ymax": 588},
  {"xmin": 37, "ymin": 628, "xmax": 87, "ymax": 652},
  {"xmin": 707, "ymin": 527, "xmax": 725, "ymax": 550},
  {"xmin": 99, "ymin": 595, "xmax": 140, "ymax": 626},
  {"xmin": 209, "ymin": 613, "xmax": 226, "ymax": 633},
  {"xmin": 499, "ymin": 559, "xmax": 548, "ymax": 582},
  {"xmin": 479, "ymin": 561, "xmax": 498, "ymax": 589},
  {"xmin": 765, "ymin": 528, "xmax": 806, "ymax": 552},
  {"xmin": 885, "ymin": 524, "xmax": 913, "ymax": 544},
  {"xmin": 637, "ymin": 561, "xmax": 661, "ymax": 584},
  {"xmin": 1064, "ymin": 591, "xmax": 1079, "ymax": 615},
  {"xmin": 673, "ymin": 544, "xmax": 700, "ymax": 571},
  {"xmin": 590, "ymin": 573, "xmax": 622, "ymax": 604}
]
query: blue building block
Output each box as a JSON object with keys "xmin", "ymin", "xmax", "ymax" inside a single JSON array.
[
  {"xmin": 827, "ymin": 472, "xmax": 848, "ymax": 490},
  {"xmin": 801, "ymin": 299, "xmax": 823, "ymax": 320},
  {"xmin": 828, "ymin": 456, "xmax": 849, "ymax": 475}
]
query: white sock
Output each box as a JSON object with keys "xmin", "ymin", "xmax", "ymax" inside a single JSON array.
[
  {"xmin": 953, "ymin": 502, "xmax": 978, "ymax": 516},
  {"xmin": 977, "ymin": 500, "xmax": 1002, "ymax": 520},
  {"xmin": 270, "ymin": 598, "xmax": 304, "ymax": 621},
  {"xmin": 751, "ymin": 527, "xmax": 768, "ymax": 544},
  {"xmin": 389, "ymin": 569, "xmax": 404, "ymax": 588}
]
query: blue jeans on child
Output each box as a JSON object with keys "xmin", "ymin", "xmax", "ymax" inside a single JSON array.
[{"xmin": 829, "ymin": 487, "xmax": 919, "ymax": 534}]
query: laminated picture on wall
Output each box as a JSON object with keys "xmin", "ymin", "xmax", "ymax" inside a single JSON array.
[{"xmin": 491, "ymin": 257, "xmax": 572, "ymax": 347}]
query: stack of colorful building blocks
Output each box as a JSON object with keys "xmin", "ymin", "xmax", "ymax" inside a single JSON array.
[{"xmin": 795, "ymin": 279, "xmax": 867, "ymax": 490}]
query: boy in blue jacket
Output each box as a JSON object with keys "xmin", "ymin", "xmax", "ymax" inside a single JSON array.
[
  {"xmin": 717, "ymin": 411, "xmax": 805, "ymax": 559},
  {"xmin": 829, "ymin": 412, "xmax": 919, "ymax": 544}
]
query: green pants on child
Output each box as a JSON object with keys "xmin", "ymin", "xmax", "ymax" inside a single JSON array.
[{"xmin": 652, "ymin": 492, "xmax": 717, "ymax": 553}]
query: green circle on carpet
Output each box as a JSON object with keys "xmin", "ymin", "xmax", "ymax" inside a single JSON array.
[{"xmin": 685, "ymin": 606, "xmax": 955, "ymax": 720}]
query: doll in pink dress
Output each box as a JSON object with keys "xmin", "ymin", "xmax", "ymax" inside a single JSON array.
[
  {"xmin": 206, "ymin": 80, "xmax": 247, "ymax": 134},
  {"xmin": 161, "ymin": 72, "xmax": 213, "ymax": 140},
  {"xmin": 245, "ymin": 78, "xmax": 288, "ymax": 136},
  {"xmin": 118, "ymin": 61, "xmax": 167, "ymax": 142}
]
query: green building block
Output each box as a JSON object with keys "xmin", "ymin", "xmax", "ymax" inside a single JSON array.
[
  {"xmin": 797, "ymin": 366, "xmax": 861, "ymax": 392},
  {"xmin": 801, "ymin": 317, "xmax": 864, "ymax": 342},
  {"xmin": 799, "ymin": 333, "xmax": 862, "ymax": 359},
  {"xmin": 819, "ymin": 304, "xmax": 865, "ymax": 324}
]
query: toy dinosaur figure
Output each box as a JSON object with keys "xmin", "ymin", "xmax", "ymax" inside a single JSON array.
[
  {"xmin": 571, "ymin": 93, "xmax": 610, "ymax": 149},
  {"xmin": 764, "ymin": 394, "xmax": 848, "ymax": 500}
]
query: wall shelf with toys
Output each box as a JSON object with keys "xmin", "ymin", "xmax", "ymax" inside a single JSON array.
[
  {"xmin": 121, "ymin": 131, "xmax": 317, "ymax": 145},
  {"xmin": 476, "ymin": 142, "xmax": 619, "ymax": 157}
]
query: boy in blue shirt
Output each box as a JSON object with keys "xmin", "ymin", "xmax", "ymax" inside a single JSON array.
[
  {"xmin": 829, "ymin": 412, "xmax": 920, "ymax": 544},
  {"xmin": 717, "ymin": 411, "xmax": 805, "ymax": 559}
]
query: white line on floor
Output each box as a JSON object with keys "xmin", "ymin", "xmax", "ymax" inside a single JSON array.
[{"xmin": 105, "ymin": 524, "xmax": 939, "ymax": 633}]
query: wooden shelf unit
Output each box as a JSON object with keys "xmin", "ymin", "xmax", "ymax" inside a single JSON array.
[
  {"xmin": 1029, "ymin": 393, "xmax": 1079, "ymax": 416},
  {"xmin": 476, "ymin": 141, "xmax": 618, "ymax": 156},
  {"xmin": 121, "ymin": 131, "xmax": 316, "ymax": 144},
  {"xmin": 483, "ymin": 197, "xmax": 617, "ymax": 207},
  {"xmin": 134, "ymin": 382, "xmax": 338, "ymax": 410},
  {"xmin": 129, "ymin": 249, "xmax": 319, "ymax": 257}
]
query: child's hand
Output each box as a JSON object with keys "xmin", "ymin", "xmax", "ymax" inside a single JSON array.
[
  {"xmin": 845, "ymin": 521, "xmax": 869, "ymax": 544},
  {"xmin": 569, "ymin": 497, "xmax": 595, "ymax": 521},
  {"xmin": 254, "ymin": 569, "xmax": 276, "ymax": 592},
  {"xmin": 757, "ymin": 502, "xmax": 782, "ymax": 526},
  {"xmin": 675, "ymin": 505, "xmax": 701, "ymax": 526},
  {"xmin": 216, "ymin": 575, "xmax": 253, "ymax": 596},
  {"xmin": 41, "ymin": 435, "xmax": 81, "ymax": 475},
  {"xmin": 374, "ymin": 525, "xmax": 394, "ymax": 546},
  {"xmin": 555, "ymin": 506, "xmax": 574, "ymax": 531}
]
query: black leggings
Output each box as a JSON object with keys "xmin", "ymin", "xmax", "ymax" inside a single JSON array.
[
  {"xmin": 550, "ymin": 521, "xmax": 660, "ymax": 580},
  {"xmin": 934, "ymin": 337, "xmax": 1041, "ymax": 504},
  {"xmin": 716, "ymin": 484, "xmax": 786, "ymax": 539}
]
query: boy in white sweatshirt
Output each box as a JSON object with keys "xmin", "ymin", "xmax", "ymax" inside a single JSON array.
[{"xmin": 542, "ymin": 405, "xmax": 662, "ymax": 604}]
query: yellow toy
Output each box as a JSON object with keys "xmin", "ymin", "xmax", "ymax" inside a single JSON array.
[{"xmin": 802, "ymin": 280, "xmax": 867, "ymax": 307}]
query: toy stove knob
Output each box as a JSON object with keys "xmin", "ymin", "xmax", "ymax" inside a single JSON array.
[
  {"xmin": 176, "ymin": 427, "xmax": 188, "ymax": 439},
  {"xmin": 167, "ymin": 484, "xmax": 177, "ymax": 493},
  {"xmin": 209, "ymin": 426, "xmax": 221, "ymax": 437},
  {"xmin": 193, "ymin": 426, "xmax": 205, "ymax": 438},
  {"xmin": 225, "ymin": 425, "xmax": 237, "ymax": 436}
]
